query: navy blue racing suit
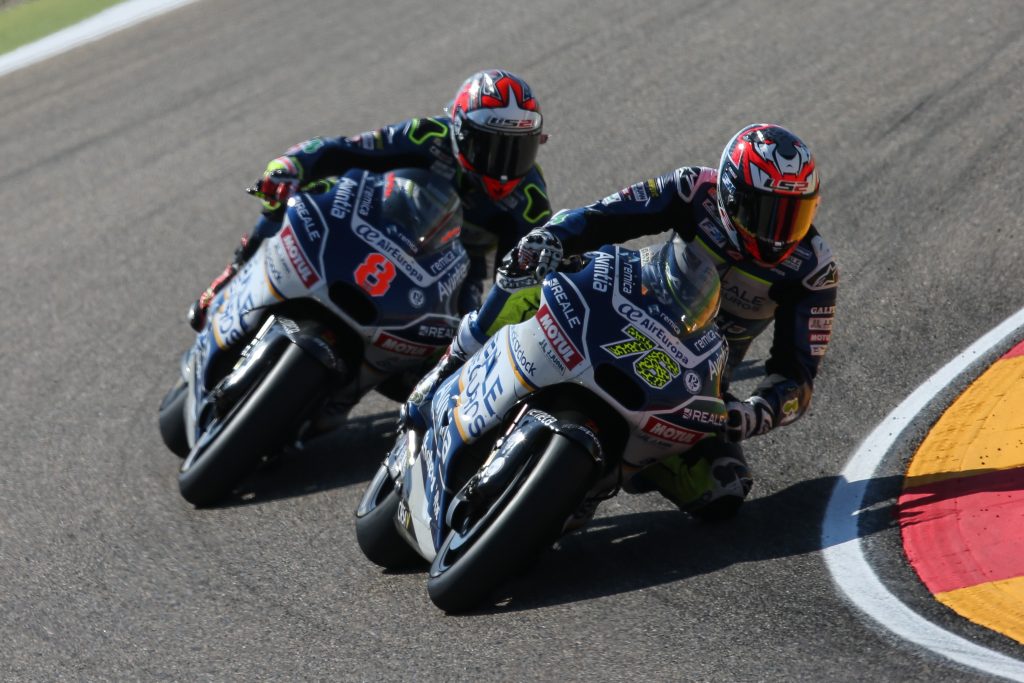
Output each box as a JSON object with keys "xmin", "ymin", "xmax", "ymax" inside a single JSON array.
[
  {"xmin": 250, "ymin": 116, "xmax": 553, "ymax": 313},
  {"xmin": 541, "ymin": 166, "xmax": 838, "ymax": 514}
]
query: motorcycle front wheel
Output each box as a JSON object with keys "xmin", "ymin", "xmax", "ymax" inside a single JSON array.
[
  {"xmin": 178, "ymin": 343, "xmax": 329, "ymax": 507},
  {"xmin": 354, "ymin": 463, "xmax": 425, "ymax": 569},
  {"xmin": 426, "ymin": 432, "xmax": 598, "ymax": 613},
  {"xmin": 158, "ymin": 377, "xmax": 189, "ymax": 457}
]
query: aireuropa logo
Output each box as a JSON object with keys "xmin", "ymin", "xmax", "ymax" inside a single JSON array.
[{"xmin": 280, "ymin": 225, "xmax": 319, "ymax": 288}]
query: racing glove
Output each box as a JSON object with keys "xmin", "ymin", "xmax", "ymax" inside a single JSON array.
[
  {"xmin": 495, "ymin": 248, "xmax": 544, "ymax": 292},
  {"xmin": 512, "ymin": 228, "xmax": 563, "ymax": 282},
  {"xmin": 724, "ymin": 395, "xmax": 775, "ymax": 443},
  {"xmin": 246, "ymin": 157, "xmax": 302, "ymax": 211}
]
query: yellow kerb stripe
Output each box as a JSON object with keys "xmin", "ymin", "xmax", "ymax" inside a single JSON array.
[
  {"xmin": 936, "ymin": 576, "xmax": 1024, "ymax": 645},
  {"xmin": 905, "ymin": 355, "xmax": 1024, "ymax": 488}
]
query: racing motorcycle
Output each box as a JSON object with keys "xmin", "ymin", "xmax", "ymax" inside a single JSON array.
[
  {"xmin": 158, "ymin": 167, "xmax": 469, "ymax": 507},
  {"xmin": 355, "ymin": 237, "xmax": 729, "ymax": 612}
]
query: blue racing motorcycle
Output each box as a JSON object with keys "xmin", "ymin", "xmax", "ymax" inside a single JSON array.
[
  {"xmin": 158, "ymin": 168, "xmax": 468, "ymax": 506},
  {"xmin": 355, "ymin": 237, "xmax": 729, "ymax": 612}
]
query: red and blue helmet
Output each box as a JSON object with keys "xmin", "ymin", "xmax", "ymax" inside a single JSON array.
[
  {"xmin": 717, "ymin": 124, "xmax": 820, "ymax": 265},
  {"xmin": 448, "ymin": 70, "xmax": 543, "ymax": 201}
]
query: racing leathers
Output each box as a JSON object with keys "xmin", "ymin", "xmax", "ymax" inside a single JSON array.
[
  {"xmin": 539, "ymin": 165, "xmax": 839, "ymax": 517},
  {"xmin": 196, "ymin": 115, "xmax": 552, "ymax": 324}
]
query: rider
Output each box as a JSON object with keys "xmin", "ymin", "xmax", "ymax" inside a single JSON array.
[
  {"xmin": 410, "ymin": 123, "xmax": 838, "ymax": 522},
  {"xmin": 188, "ymin": 69, "xmax": 552, "ymax": 331}
]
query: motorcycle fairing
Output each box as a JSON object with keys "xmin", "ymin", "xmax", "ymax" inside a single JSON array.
[
  {"xmin": 398, "ymin": 244, "xmax": 729, "ymax": 558},
  {"xmin": 180, "ymin": 168, "xmax": 472, "ymax": 452}
]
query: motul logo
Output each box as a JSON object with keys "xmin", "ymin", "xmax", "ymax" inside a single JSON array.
[
  {"xmin": 374, "ymin": 332, "xmax": 433, "ymax": 357},
  {"xmin": 537, "ymin": 304, "xmax": 582, "ymax": 370},
  {"xmin": 642, "ymin": 416, "xmax": 702, "ymax": 445},
  {"xmin": 280, "ymin": 225, "xmax": 319, "ymax": 288}
]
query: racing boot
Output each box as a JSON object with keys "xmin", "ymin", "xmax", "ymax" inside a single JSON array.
[
  {"xmin": 400, "ymin": 312, "xmax": 488, "ymax": 433},
  {"xmin": 187, "ymin": 234, "xmax": 259, "ymax": 331}
]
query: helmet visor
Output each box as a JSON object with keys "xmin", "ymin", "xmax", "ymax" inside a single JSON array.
[
  {"xmin": 642, "ymin": 238, "xmax": 721, "ymax": 336},
  {"xmin": 723, "ymin": 185, "xmax": 819, "ymax": 264},
  {"xmin": 456, "ymin": 122, "xmax": 540, "ymax": 181}
]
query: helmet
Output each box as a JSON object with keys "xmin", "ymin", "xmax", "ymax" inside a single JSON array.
[
  {"xmin": 642, "ymin": 236, "xmax": 721, "ymax": 336},
  {"xmin": 717, "ymin": 123, "xmax": 820, "ymax": 265},
  {"xmin": 379, "ymin": 168, "xmax": 462, "ymax": 255},
  {"xmin": 448, "ymin": 70, "xmax": 543, "ymax": 201}
]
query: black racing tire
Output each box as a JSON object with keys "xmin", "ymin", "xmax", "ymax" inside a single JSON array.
[
  {"xmin": 178, "ymin": 343, "xmax": 329, "ymax": 507},
  {"xmin": 158, "ymin": 377, "xmax": 190, "ymax": 458},
  {"xmin": 355, "ymin": 464, "xmax": 424, "ymax": 569},
  {"xmin": 426, "ymin": 433, "xmax": 598, "ymax": 613}
]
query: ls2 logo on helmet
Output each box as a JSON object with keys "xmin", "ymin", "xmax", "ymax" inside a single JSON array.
[{"xmin": 763, "ymin": 178, "xmax": 815, "ymax": 193}]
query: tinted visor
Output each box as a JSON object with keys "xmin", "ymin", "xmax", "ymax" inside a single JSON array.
[
  {"xmin": 456, "ymin": 122, "xmax": 540, "ymax": 180},
  {"xmin": 381, "ymin": 170, "xmax": 462, "ymax": 255},
  {"xmin": 641, "ymin": 238, "xmax": 721, "ymax": 335},
  {"xmin": 724, "ymin": 185, "xmax": 819, "ymax": 263}
]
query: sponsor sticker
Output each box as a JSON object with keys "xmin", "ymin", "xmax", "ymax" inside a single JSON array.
[
  {"xmin": 373, "ymin": 332, "xmax": 435, "ymax": 357},
  {"xmin": 280, "ymin": 225, "xmax": 319, "ymax": 288},
  {"xmin": 642, "ymin": 415, "xmax": 703, "ymax": 446},
  {"xmin": 537, "ymin": 304, "xmax": 583, "ymax": 370},
  {"xmin": 684, "ymin": 371, "xmax": 703, "ymax": 393}
]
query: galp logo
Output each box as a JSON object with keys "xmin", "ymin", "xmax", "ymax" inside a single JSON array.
[
  {"xmin": 280, "ymin": 225, "xmax": 319, "ymax": 288},
  {"xmin": 537, "ymin": 304, "xmax": 583, "ymax": 370}
]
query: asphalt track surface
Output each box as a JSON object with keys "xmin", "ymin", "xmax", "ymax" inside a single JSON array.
[{"xmin": 2, "ymin": 1, "xmax": 1023, "ymax": 680}]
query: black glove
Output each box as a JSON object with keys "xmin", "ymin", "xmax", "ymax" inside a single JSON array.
[
  {"xmin": 724, "ymin": 395, "xmax": 774, "ymax": 443},
  {"xmin": 513, "ymin": 228, "xmax": 563, "ymax": 281},
  {"xmin": 495, "ymin": 249, "xmax": 543, "ymax": 292}
]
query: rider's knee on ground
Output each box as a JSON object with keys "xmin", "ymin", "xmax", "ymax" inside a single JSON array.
[{"xmin": 625, "ymin": 437, "xmax": 753, "ymax": 521}]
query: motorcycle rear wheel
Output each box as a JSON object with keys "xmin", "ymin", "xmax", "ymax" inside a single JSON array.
[
  {"xmin": 426, "ymin": 432, "xmax": 597, "ymax": 613},
  {"xmin": 178, "ymin": 343, "xmax": 329, "ymax": 507},
  {"xmin": 354, "ymin": 463, "xmax": 424, "ymax": 569},
  {"xmin": 158, "ymin": 377, "xmax": 189, "ymax": 458}
]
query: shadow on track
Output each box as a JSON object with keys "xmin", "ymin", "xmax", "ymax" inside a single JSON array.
[
  {"xmin": 212, "ymin": 409, "xmax": 401, "ymax": 506},
  {"xmin": 461, "ymin": 472, "xmax": 906, "ymax": 614}
]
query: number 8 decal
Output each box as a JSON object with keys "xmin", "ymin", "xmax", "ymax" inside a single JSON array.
[{"xmin": 355, "ymin": 253, "xmax": 397, "ymax": 297}]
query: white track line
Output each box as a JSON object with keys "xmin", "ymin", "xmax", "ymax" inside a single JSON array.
[
  {"xmin": 822, "ymin": 307, "xmax": 1024, "ymax": 681},
  {"xmin": 0, "ymin": 0, "xmax": 202, "ymax": 79}
]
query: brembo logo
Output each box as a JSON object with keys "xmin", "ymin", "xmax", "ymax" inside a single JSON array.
[
  {"xmin": 537, "ymin": 304, "xmax": 582, "ymax": 370},
  {"xmin": 280, "ymin": 225, "xmax": 319, "ymax": 288},
  {"xmin": 642, "ymin": 416, "xmax": 703, "ymax": 446}
]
